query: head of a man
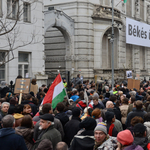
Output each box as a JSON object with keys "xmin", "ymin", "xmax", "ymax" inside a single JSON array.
[
  {"xmin": 94, "ymin": 122, "xmax": 107, "ymax": 145},
  {"xmin": 133, "ymin": 123, "xmax": 146, "ymax": 137},
  {"xmin": 105, "ymin": 111, "xmax": 115, "ymax": 123},
  {"xmin": 42, "ymin": 103, "xmax": 53, "ymax": 114},
  {"xmin": 106, "ymin": 101, "xmax": 114, "ymax": 109},
  {"xmin": 39, "ymin": 114, "xmax": 54, "ymax": 130},
  {"xmin": 55, "ymin": 142, "xmax": 68, "ymax": 150},
  {"xmin": 93, "ymin": 97, "xmax": 99, "ymax": 105},
  {"xmin": 135, "ymin": 100, "xmax": 143, "ymax": 110},
  {"xmin": 1, "ymin": 102, "xmax": 10, "ymax": 113},
  {"xmin": 2, "ymin": 115, "xmax": 15, "ymax": 128}
]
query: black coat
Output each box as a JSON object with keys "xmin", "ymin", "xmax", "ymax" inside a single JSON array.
[
  {"xmin": 126, "ymin": 109, "xmax": 146, "ymax": 127},
  {"xmin": 55, "ymin": 112, "xmax": 69, "ymax": 128},
  {"xmin": 64, "ymin": 116, "xmax": 81, "ymax": 147},
  {"xmin": 69, "ymin": 130, "xmax": 95, "ymax": 150}
]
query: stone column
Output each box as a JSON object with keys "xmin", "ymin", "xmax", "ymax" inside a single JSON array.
[
  {"xmin": 146, "ymin": 47, "xmax": 150, "ymax": 74},
  {"xmin": 147, "ymin": 5, "xmax": 150, "ymax": 24},
  {"xmin": 133, "ymin": 45, "xmax": 140, "ymax": 74},
  {"xmin": 135, "ymin": 0, "xmax": 140, "ymax": 20}
]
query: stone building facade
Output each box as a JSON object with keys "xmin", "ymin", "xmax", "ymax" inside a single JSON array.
[
  {"xmin": 0, "ymin": 0, "xmax": 47, "ymax": 86},
  {"xmin": 44, "ymin": 0, "xmax": 150, "ymax": 81}
]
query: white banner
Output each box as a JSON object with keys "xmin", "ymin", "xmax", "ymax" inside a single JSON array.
[{"xmin": 126, "ymin": 18, "xmax": 150, "ymax": 47}]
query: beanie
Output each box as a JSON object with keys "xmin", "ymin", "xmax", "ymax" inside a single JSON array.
[
  {"xmin": 94, "ymin": 122, "xmax": 107, "ymax": 135},
  {"xmin": 117, "ymin": 130, "xmax": 134, "ymax": 146},
  {"xmin": 79, "ymin": 117, "xmax": 96, "ymax": 130}
]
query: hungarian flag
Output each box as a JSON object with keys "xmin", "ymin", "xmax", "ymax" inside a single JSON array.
[
  {"xmin": 122, "ymin": 0, "xmax": 127, "ymax": 3},
  {"xmin": 41, "ymin": 73, "xmax": 66, "ymax": 109}
]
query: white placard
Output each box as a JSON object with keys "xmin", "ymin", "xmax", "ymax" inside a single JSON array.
[
  {"xmin": 126, "ymin": 70, "xmax": 132, "ymax": 78},
  {"xmin": 126, "ymin": 18, "xmax": 150, "ymax": 47}
]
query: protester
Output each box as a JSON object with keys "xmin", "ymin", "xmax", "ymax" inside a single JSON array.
[
  {"xmin": 93, "ymin": 122, "xmax": 117, "ymax": 150},
  {"xmin": 32, "ymin": 114, "xmax": 61, "ymax": 150},
  {"xmin": 0, "ymin": 115, "xmax": 28, "ymax": 150},
  {"xmin": 64, "ymin": 107, "xmax": 81, "ymax": 147}
]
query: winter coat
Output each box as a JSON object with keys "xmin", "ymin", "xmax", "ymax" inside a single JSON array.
[
  {"xmin": 64, "ymin": 116, "xmax": 81, "ymax": 147},
  {"xmin": 0, "ymin": 110, "xmax": 8, "ymax": 128},
  {"xmin": 123, "ymin": 144, "xmax": 144, "ymax": 150},
  {"xmin": 107, "ymin": 123, "xmax": 118, "ymax": 137},
  {"xmin": 15, "ymin": 127, "xmax": 34, "ymax": 150},
  {"xmin": 55, "ymin": 112, "xmax": 69, "ymax": 128},
  {"xmin": 126, "ymin": 109, "xmax": 147, "ymax": 127},
  {"xmin": 70, "ymin": 95, "xmax": 79, "ymax": 102},
  {"xmin": 93, "ymin": 102, "xmax": 104, "ymax": 110},
  {"xmin": 97, "ymin": 136, "xmax": 117, "ymax": 150},
  {"xmin": 119, "ymin": 104, "xmax": 129, "ymax": 124},
  {"xmin": 32, "ymin": 125, "xmax": 61, "ymax": 150},
  {"xmin": 33, "ymin": 117, "xmax": 64, "ymax": 141},
  {"xmin": 144, "ymin": 122, "xmax": 150, "ymax": 142},
  {"xmin": 127, "ymin": 104, "xmax": 133, "ymax": 114},
  {"xmin": 133, "ymin": 137, "xmax": 149, "ymax": 150},
  {"xmin": 113, "ymin": 119, "xmax": 123, "ymax": 132},
  {"xmin": 69, "ymin": 130, "xmax": 95, "ymax": 150},
  {"xmin": 0, "ymin": 127, "xmax": 28, "ymax": 150}
]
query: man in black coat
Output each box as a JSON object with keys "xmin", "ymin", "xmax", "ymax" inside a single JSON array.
[
  {"xmin": 126, "ymin": 100, "xmax": 147, "ymax": 127},
  {"xmin": 55, "ymin": 102, "xmax": 69, "ymax": 128},
  {"xmin": 64, "ymin": 107, "xmax": 81, "ymax": 147}
]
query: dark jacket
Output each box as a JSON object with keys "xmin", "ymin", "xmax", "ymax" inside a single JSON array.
[
  {"xmin": 15, "ymin": 127, "xmax": 34, "ymax": 150},
  {"xmin": 125, "ymin": 109, "xmax": 147, "ymax": 127},
  {"xmin": 69, "ymin": 130, "xmax": 95, "ymax": 150},
  {"xmin": 64, "ymin": 116, "xmax": 81, "ymax": 147},
  {"xmin": 133, "ymin": 137, "xmax": 149, "ymax": 150},
  {"xmin": 55, "ymin": 112, "xmax": 69, "ymax": 128},
  {"xmin": 0, "ymin": 110, "xmax": 8, "ymax": 128},
  {"xmin": 32, "ymin": 125, "xmax": 61, "ymax": 150},
  {"xmin": 35, "ymin": 139, "xmax": 53, "ymax": 150},
  {"xmin": 107, "ymin": 123, "xmax": 118, "ymax": 137},
  {"xmin": 0, "ymin": 128, "xmax": 28, "ymax": 150},
  {"xmin": 93, "ymin": 103, "xmax": 104, "ymax": 110}
]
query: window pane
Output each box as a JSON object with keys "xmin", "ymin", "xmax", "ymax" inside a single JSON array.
[
  {"xmin": 23, "ymin": 3, "xmax": 30, "ymax": 22},
  {"xmin": 19, "ymin": 53, "xmax": 29, "ymax": 62}
]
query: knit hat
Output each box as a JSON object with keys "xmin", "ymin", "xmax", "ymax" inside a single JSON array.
[
  {"xmin": 133, "ymin": 123, "xmax": 146, "ymax": 135},
  {"xmin": 79, "ymin": 117, "xmax": 96, "ymax": 130},
  {"xmin": 72, "ymin": 107, "xmax": 81, "ymax": 117},
  {"xmin": 105, "ymin": 111, "xmax": 115, "ymax": 122},
  {"xmin": 94, "ymin": 122, "xmax": 107, "ymax": 135},
  {"xmin": 117, "ymin": 130, "xmax": 134, "ymax": 146}
]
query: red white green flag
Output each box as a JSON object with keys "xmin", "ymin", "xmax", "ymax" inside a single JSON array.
[
  {"xmin": 41, "ymin": 73, "xmax": 66, "ymax": 109},
  {"xmin": 122, "ymin": 0, "xmax": 127, "ymax": 3}
]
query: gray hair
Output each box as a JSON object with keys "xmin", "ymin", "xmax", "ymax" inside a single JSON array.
[
  {"xmin": 105, "ymin": 86, "xmax": 109, "ymax": 90},
  {"xmin": 47, "ymin": 121, "xmax": 54, "ymax": 125},
  {"xmin": 2, "ymin": 115, "xmax": 15, "ymax": 128},
  {"xmin": 129, "ymin": 91, "xmax": 136, "ymax": 96},
  {"xmin": 55, "ymin": 142, "xmax": 68, "ymax": 150},
  {"xmin": 1, "ymin": 102, "xmax": 10, "ymax": 108}
]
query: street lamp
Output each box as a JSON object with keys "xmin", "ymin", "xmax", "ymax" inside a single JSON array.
[{"xmin": 111, "ymin": 0, "xmax": 114, "ymax": 90}]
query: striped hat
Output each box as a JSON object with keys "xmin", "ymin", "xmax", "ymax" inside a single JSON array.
[{"xmin": 94, "ymin": 122, "xmax": 107, "ymax": 135}]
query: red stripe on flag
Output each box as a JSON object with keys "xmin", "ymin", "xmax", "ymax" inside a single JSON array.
[{"xmin": 42, "ymin": 73, "xmax": 62, "ymax": 105}]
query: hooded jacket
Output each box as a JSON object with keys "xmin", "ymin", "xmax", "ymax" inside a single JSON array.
[
  {"xmin": 0, "ymin": 127, "xmax": 28, "ymax": 150},
  {"xmin": 144, "ymin": 122, "xmax": 150, "ymax": 142}
]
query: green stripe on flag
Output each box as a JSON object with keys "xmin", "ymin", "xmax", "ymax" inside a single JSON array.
[
  {"xmin": 124, "ymin": 0, "xmax": 127, "ymax": 3},
  {"xmin": 52, "ymin": 89, "xmax": 66, "ymax": 109}
]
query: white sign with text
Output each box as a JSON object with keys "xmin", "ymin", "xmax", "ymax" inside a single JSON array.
[{"xmin": 126, "ymin": 17, "xmax": 150, "ymax": 47}]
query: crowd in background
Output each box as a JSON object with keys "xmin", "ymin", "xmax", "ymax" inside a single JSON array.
[{"xmin": 1, "ymin": 74, "xmax": 150, "ymax": 150}]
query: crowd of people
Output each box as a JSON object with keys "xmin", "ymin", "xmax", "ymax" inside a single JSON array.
[{"xmin": 1, "ymin": 75, "xmax": 150, "ymax": 150}]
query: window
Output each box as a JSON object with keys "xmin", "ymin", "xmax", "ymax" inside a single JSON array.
[
  {"xmin": 7, "ymin": 0, "xmax": 19, "ymax": 19},
  {"xmin": 0, "ymin": 52, "xmax": 5, "ymax": 82},
  {"xmin": 0, "ymin": 0, "xmax": 2, "ymax": 17},
  {"xmin": 18, "ymin": 52, "xmax": 30, "ymax": 78},
  {"xmin": 23, "ymin": 2, "xmax": 31, "ymax": 22}
]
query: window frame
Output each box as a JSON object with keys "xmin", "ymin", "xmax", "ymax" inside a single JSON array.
[{"xmin": 23, "ymin": 2, "xmax": 31, "ymax": 23}]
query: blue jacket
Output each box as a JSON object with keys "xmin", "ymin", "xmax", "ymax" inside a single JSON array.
[
  {"xmin": 0, "ymin": 128, "xmax": 28, "ymax": 150},
  {"xmin": 70, "ymin": 95, "xmax": 79, "ymax": 102}
]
